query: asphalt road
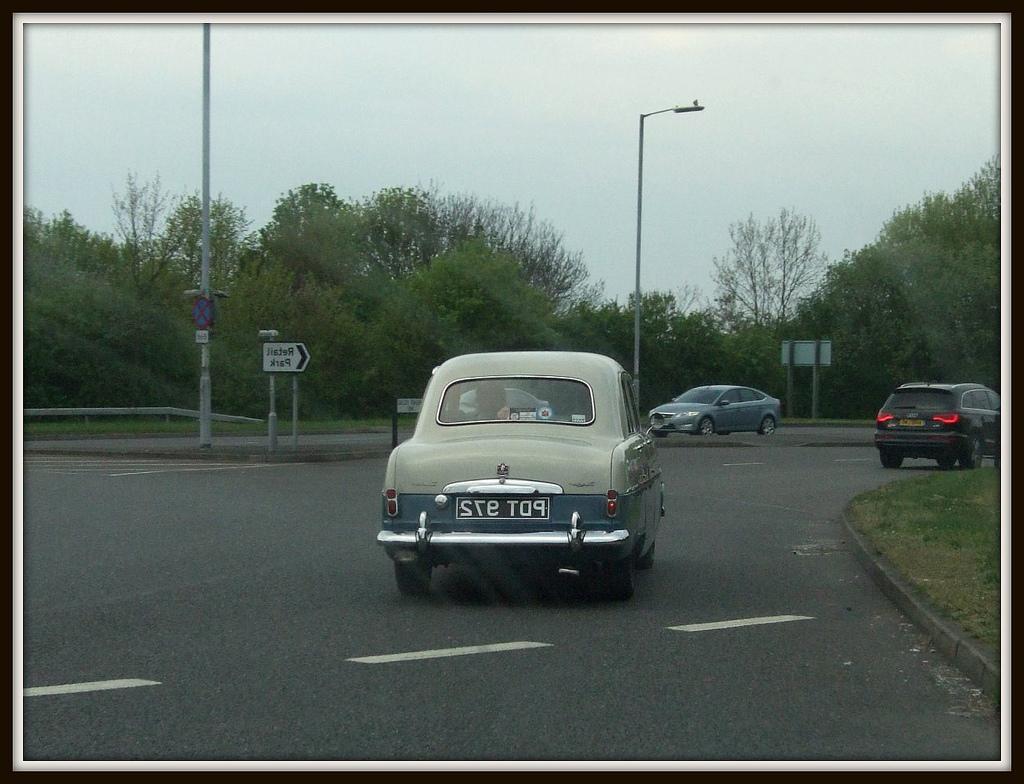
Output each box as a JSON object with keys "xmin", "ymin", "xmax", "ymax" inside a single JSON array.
[{"xmin": 20, "ymin": 444, "xmax": 1000, "ymax": 763}]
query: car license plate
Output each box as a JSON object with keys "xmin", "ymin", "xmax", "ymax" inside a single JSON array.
[
  {"xmin": 455, "ymin": 497, "xmax": 550, "ymax": 520},
  {"xmin": 899, "ymin": 418, "xmax": 925, "ymax": 427}
]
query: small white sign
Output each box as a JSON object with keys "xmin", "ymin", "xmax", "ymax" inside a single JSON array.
[
  {"xmin": 262, "ymin": 342, "xmax": 311, "ymax": 373},
  {"xmin": 195, "ymin": 330, "xmax": 210, "ymax": 344},
  {"xmin": 396, "ymin": 398, "xmax": 423, "ymax": 413},
  {"xmin": 781, "ymin": 340, "xmax": 832, "ymax": 367}
]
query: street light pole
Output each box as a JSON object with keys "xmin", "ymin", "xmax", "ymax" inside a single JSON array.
[
  {"xmin": 633, "ymin": 101, "xmax": 704, "ymax": 405},
  {"xmin": 198, "ymin": 22, "xmax": 212, "ymax": 448}
]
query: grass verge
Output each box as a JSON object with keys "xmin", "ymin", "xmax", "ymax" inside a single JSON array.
[
  {"xmin": 847, "ymin": 468, "xmax": 1001, "ymax": 650},
  {"xmin": 23, "ymin": 416, "xmax": 417, "ymax": 438}
]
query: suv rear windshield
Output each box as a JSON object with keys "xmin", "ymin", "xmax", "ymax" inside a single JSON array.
[
  {"xmin": 884, "ymin": 388, "xmax": 955, "ymax": 411},
  {"xmin": 438, "ymin": 376, "xmax": 595, "ymax": 426}
]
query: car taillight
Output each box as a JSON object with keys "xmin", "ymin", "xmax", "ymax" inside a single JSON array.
[
  {"xmin": 385, "ymin": 488, "xmax": 398, "ymax": 517},
  {"xmin": 606, "ymin": 490, "xmax": 618, "ymax": 518},
  {"xmin": 876, "ymin": 411, "xmax": 895, "ymax": 424},
  {"xmin": 932, "ymin": 412, "xmax": 960, "ymax": 425}
]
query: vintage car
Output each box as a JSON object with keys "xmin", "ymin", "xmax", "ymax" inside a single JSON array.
[{"xmin": 377, "ymin": 351, "xmax": 664, "ymax": 599}]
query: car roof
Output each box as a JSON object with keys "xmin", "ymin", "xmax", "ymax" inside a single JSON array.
[
  {"xmin": 895, "ymin": 382, "xmax": 987, "ymax": 393},
  {"xmin": 433, "ymin": 351, "xmax": 626, "ymax": 385}
]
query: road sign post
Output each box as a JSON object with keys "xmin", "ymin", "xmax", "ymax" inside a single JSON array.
[
  {"xmin": 260, "ymin": 340, "xmax": 311, "ymax": 452},
  {"xmin": 393, "ymin": 398, "xmax": 423, "ymax": 448},
  {"xmin": 781, "ymin": 340, "xmax": 832, "ymax": 419}
]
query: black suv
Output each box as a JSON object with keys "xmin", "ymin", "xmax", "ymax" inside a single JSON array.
[{"xmin": 875, "ymin": 383, "xmax": 1000, "ymax": 469}]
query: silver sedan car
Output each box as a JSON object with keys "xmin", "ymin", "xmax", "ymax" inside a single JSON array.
[{"xmin": 648, "ymin": 385, "xmax": 781, "ymax": 437}]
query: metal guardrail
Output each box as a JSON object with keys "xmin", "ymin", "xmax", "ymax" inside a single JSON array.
[{"xmin": 24, "ymin": 407, "xmax": 263, "ymax": 424}]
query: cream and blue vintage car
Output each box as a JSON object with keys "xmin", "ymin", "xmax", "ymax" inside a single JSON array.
[{"xmin": 377, "ymin": 351, "xmax": 664, "ymax": 599}]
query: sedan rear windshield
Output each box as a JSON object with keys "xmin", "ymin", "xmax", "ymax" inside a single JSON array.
[
  {"xmin": 438, "ymin": 376, "xmax": 595, "ymax": 426},
  {"xmin": 673, "ymin": 387, "xmax": 721, "ymax": 405},
  {"xmin": 884, "ymin": 389, "xmax": 955, "ymax": 411}
]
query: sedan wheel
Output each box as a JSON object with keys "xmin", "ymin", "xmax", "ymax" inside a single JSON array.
[
  {"xmin": 697, "ymin": 416, "xmax": 715, "ymax": 436},
  {"xmin": 758, "ymin": 415, "xmax": 776, "ymax": 435}
]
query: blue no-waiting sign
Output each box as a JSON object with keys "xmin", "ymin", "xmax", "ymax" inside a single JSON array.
[{"xmin": 192, "ymin": 296, "xmax": 215, "ymax": 329}]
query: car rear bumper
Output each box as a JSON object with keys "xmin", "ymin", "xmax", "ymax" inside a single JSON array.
[
  {"xmin": 378, "ymin": 529, "xmax": 630, "ymax": 547},
  {"xmin": 875, "ymin": 431, "xmax": 965, "ymax": 457}
]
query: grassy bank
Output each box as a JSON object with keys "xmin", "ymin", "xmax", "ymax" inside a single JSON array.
[
  {"xmin": 847, "ymin": 468, "xmax": 1001, "ymax": 650},
  {"xmin": 23, "ymin": 416, "xmax": 417, "ymax": 438}
]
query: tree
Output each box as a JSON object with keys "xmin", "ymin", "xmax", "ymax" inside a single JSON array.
[
  {"xmin": 360, "ymin": 187, "xmax": 442, "ymax": 278},
  {"xmin": 406, "ymin": 239, "xmax": 559, "ymax": 357},
  {"xmin": 712, "ymin": 208, "xmax": 828, "ymax": 331},
  {"xmin": 111, "ymin": 172, "xmax": 170, "ymax": 285},
  {"xmin": 431, "ymin": 190, "xmax": 600, "ymax": 309},
  {"xmin": 257, "ymin": 183, "xmax": 365, "ymax": 287},
  {"xmin": 161, "ymin": 193, "xmax": 256, "ymax": 290}
]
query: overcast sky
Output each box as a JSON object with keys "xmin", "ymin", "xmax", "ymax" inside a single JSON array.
[{"xmin": 18, "ymin": 15, "xmax": 1004, "ymax": 304}]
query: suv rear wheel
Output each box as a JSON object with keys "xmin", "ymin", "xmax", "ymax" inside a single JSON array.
[
  {"xmin": 959, "ymin": 435, "xmax": 984, "ymax": 470},
  {"xmin": 879, "ymin": 449, "xmax": 903, "ymax": 469}
]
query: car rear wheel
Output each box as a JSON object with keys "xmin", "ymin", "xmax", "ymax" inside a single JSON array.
[
  {"xmin": 394, "ymin": 560, "xmax": 432, "ymax": 596},
  {"xmin": 959, "ymin": 435, "xmax": 984, "ymax": 470},
  {"xmin": 604, "ymin": 556, "xmax": 635, "ymax": 600},
  {"xmin": 758, "ymin": 415, "xmax": 776, "ymax": 435},
  {"xmin": 697, "ymin": 417, "xmax": 715, "ymax": 436},
  {"xmin": 879, "ymin": 449, "xmax": 903, "ymax": 469},
  {"xmin": 635, "ymin": 541, "xmax": 655, "ymax": 570},
  {"xmin": 936, "ymin": 455, "xmax": 957, "ymax": 471}
]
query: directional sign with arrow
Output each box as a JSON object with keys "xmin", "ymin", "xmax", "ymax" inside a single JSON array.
[{"xmin": 262, "ymin": 342, "xmax": 311, "ymax": 373}]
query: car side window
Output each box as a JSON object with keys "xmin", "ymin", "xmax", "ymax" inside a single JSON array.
[
  {"xmin": 738, "ymin": 388, "xmax": 758, "ymax": 403},
  {"xmin": 719, "ymin": 389, "xmax": 737, "ymax": 405},
  {"xmin": 620, "ymin": 375, "xmax": 641, "ymax": 435},
  {"xmin": 986, "ymin": 391, "xmax": 1001, "ymax": 411},
  {"xmin": 963, "ymin": 390, "xmax": 983, "ymax": 409}
]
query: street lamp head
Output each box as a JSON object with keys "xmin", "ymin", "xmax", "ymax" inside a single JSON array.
[{"xmin": 673, "ymin": 101, "xmax": 704, "ymax": 113}]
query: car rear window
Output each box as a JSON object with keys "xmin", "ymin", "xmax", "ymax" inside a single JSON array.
[
  {"xmin": 884, "ymin": 389, "xmax": 955, "ymax": 411},
  {"xmin": 437, "ymin": 376, "xmax": 595, "ymax": 425}
]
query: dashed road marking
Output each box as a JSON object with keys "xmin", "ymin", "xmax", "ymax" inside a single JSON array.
[
  {"xmin": 722, "ymin": 462, "xmax": 766, "ymax": 467},
  {"xmin": 834, "ymin": 458, "xmax": 875, "ymax": 462},
  {"xmin": 23, "ymin": 457, "xmax": 301, "ymax": 477},
  {"xmin": 668, "ymin": 615, "xmax": 814, "ymax": 633},
  {"xmin": 24, "ymin": 679, "xmax": 161, "ymax": 697},
  {"xmin": 347, "ymin": 641, "xmax": 553, "ymax": 664}
]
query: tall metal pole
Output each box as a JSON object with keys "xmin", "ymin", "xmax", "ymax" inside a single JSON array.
[
  {"xmin": 268, "ymin": 374, "xmax": 278, "ymax": 452},
  {"xmin": 633, "ymin": 113, "xmax": 645, "ymax": 403},
  {"xmin": 199, "ymin": 23, "xmax": 212, "ymax": 447},
  {"xmin": 632, "ymin": 102, "xmax": 704, "ymax": 407},
  {"xmin": 292, "ymin": 375, "xmax": 299, "ymax": 449}
]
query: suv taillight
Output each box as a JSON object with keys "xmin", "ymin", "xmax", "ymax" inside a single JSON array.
[
  {"xmin": 876, "ymin": 411, "xmax": 895, "ymax": 424},
  {"xmin": 932, "ymin": 412, "xmax": 960, "ymax": 425},
  {"xmin": 385, "ymin": 488, "xmax": 398, "ymax": 517}
]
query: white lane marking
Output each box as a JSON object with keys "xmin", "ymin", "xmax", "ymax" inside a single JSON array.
[
  {"xmin": 24, "ymin": 679, "xmax": 161, "ymax": 697},
  {"xmin": 109, "ymin": 464, "xmax": 285, "ymax": 477},
  {"xmin": 668, "ymin": 615, "xmax": 814, "ymax": 632},
  {"xmin": 347, "ymin": 641, "xmax": 553, "ymax": 664},
  {"xmin": 722, "ymin": 462, "xmax": 766, "ymax": 467},
  {"xmin": 834, "ymin": 458, "xmax": 874, "ymax": 462}
]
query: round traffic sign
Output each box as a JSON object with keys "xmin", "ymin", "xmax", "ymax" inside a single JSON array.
[{"xmin": 192, "ymin": 297, "xmax": 215, "ymax": 329}]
